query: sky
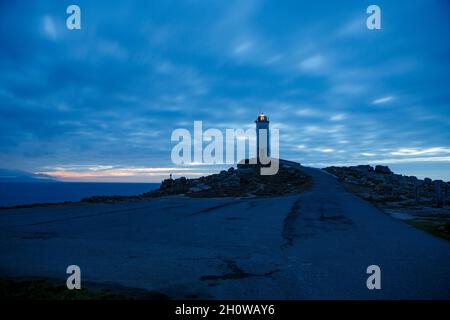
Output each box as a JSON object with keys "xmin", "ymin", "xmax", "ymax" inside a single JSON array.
[{"xmin": 0, "ymin": 0, "xmax": 449, "ymax": 182}]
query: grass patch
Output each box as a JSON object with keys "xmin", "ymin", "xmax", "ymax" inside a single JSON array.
[
  {"xmin": 0, "ymin": 278, "xmax": 170, "ymax": 300},
  {"xmin": 0, "ymin": 278, "xmax": 132, "ymax": 300},
  {"xmin": 405, "ymin": 220, "xmax": 450, "ymax": 241}
]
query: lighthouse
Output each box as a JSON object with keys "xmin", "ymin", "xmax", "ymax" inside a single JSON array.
[{"xmin": 255, "ymin": 112, "xmax": 270, "ymax": 161}]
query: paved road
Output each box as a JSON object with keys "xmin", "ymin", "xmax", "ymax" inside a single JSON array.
[{"xmin": 0, "ymin": 167, "xmax": 449, "ymax": 299}]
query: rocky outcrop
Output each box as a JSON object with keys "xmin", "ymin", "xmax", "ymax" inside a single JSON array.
[
  {"xmin": 324, "ymin": 165, "xmax": 449, "ymax": 207},
  {"xmin": 145, "ymin": 159, "xmax": 311, "ymax": 198}
]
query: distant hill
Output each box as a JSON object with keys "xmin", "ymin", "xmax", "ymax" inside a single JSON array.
[{"xmin": 0, "ymin": 168, "xmax": 56, "ymax": 183}]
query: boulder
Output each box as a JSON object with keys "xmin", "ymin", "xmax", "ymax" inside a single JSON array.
[
  {"xmin": 355, "ymin": 165, "xmax": 374, "ymax": 172},
  {"xmin": 375, "ymin": 183, "xmax": 393, "ymax": 193},
  {"xmin": 188, "ymin": 187, "xmax": 202, "ymax": 193},
  {"xmin": 375, "ymin": 165, "xmax": 392, "ymax": 174}
]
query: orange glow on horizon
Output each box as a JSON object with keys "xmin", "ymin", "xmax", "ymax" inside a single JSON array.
[{"xmin": 34, "ymin": 167, "xmax": 212, "ymax": 182}]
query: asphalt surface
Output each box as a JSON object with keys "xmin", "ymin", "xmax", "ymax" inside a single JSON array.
[{"xmin": 1, "ymin": 167, "xmax": 449, "ymax": 299}]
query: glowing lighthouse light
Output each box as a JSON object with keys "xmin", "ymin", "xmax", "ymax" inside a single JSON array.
[{"xmin": 255, "ymin": 112, "xmax": 270, "ymax": 162}]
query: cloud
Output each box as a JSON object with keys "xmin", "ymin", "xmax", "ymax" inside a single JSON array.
[
  {"xmin": 1, "ymin": 2, "xmax": 450, "ymax": 182},
  {"xmin": 233, "ymin": 41, "xmax": 253, "ymax": 55},
  {"xmin": 42, "ymin": 15, "xmax": 58, "ymax": 40},
  {"xmin": 371, "ymin": 156, "xmax": 450, "ymax": 164},
  {"xmin": 36, "ymin": 165, "xmax": 216, "ymax": 182},
  {"xmin": 295, "ymin": 108, "xmax": 321, "ymax": 117},
  {"xmin": 265, "ymin": 54, "xmax": 283, "ymax": 65},
  {"xmin": 360, "ymin": 152, "xmax": 376, "ymax": 157},
  {"xmin": 314, "ymin": 148, "xmax": 334, "ymax": 153},
  {"xmin": 372, "ymin": 96, "xmax": 394, "ymax": 105},
  {"xmin": 302, "ymin": 156, "xmax": 450, "ymax": 170},
  {"xmin": 331, "ymin": 83, "xmax": 367, "ymax": 95},
  {"xmin": 330, "ymin": 114, "xmax": 345, "ymax": 121},
  {"xmin": 390, "ymin": 147, "xmax": 450, "ymax": 156},
  {"xmin": 335, "ymin": 16, "xmax": 366, "ymax": 38},
  {"xmin": 96, "ymin": 40, "xmax": 129, "ymax": 60},
  {"xmin": 298, "ymin": 54, "xmax": 325, "ymax": 72}
]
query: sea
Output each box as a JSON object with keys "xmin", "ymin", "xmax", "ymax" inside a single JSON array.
[{"xmin": 0, "ymin": 182, "xmax": 160, "ymax": 207}]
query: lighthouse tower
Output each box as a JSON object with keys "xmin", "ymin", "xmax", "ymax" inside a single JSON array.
[{"xmin": 255, "ymin": 113, "xmax": 270, "ymax": 161}]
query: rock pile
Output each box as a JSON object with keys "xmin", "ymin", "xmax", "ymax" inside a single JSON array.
[
  {"xmin": 324, "ymin": 165, "xmax": 449, "ymax": 207},
  {"xmin": 146, "ymin": 159, "xmax": 311, "ymax": 198}
]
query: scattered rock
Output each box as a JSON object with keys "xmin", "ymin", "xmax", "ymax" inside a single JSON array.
[
  {"xmin": 146, "ymin": 159, "xmax": 311, "ymax": 198},
  {"xmin": 323, "ymin": 165, "xmax": 450, "ymax": 210}
]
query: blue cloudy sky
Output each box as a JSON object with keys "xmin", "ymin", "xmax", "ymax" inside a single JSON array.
[{"xmin": 0, "ymin": 0, "xmax": 449, "ymax": 182}]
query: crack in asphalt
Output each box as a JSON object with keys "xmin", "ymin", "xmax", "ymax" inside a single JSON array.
[
  {"xmin": 281, "ymin": 198, "xmax": 302, "ymax": 247},
  {"xmin": 199, "ymin": 259, "xmax": 279, "ymax": 281},
  {"xmin": 190, "ymin": 200, "xmax": 244, "ymax": 216}
]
